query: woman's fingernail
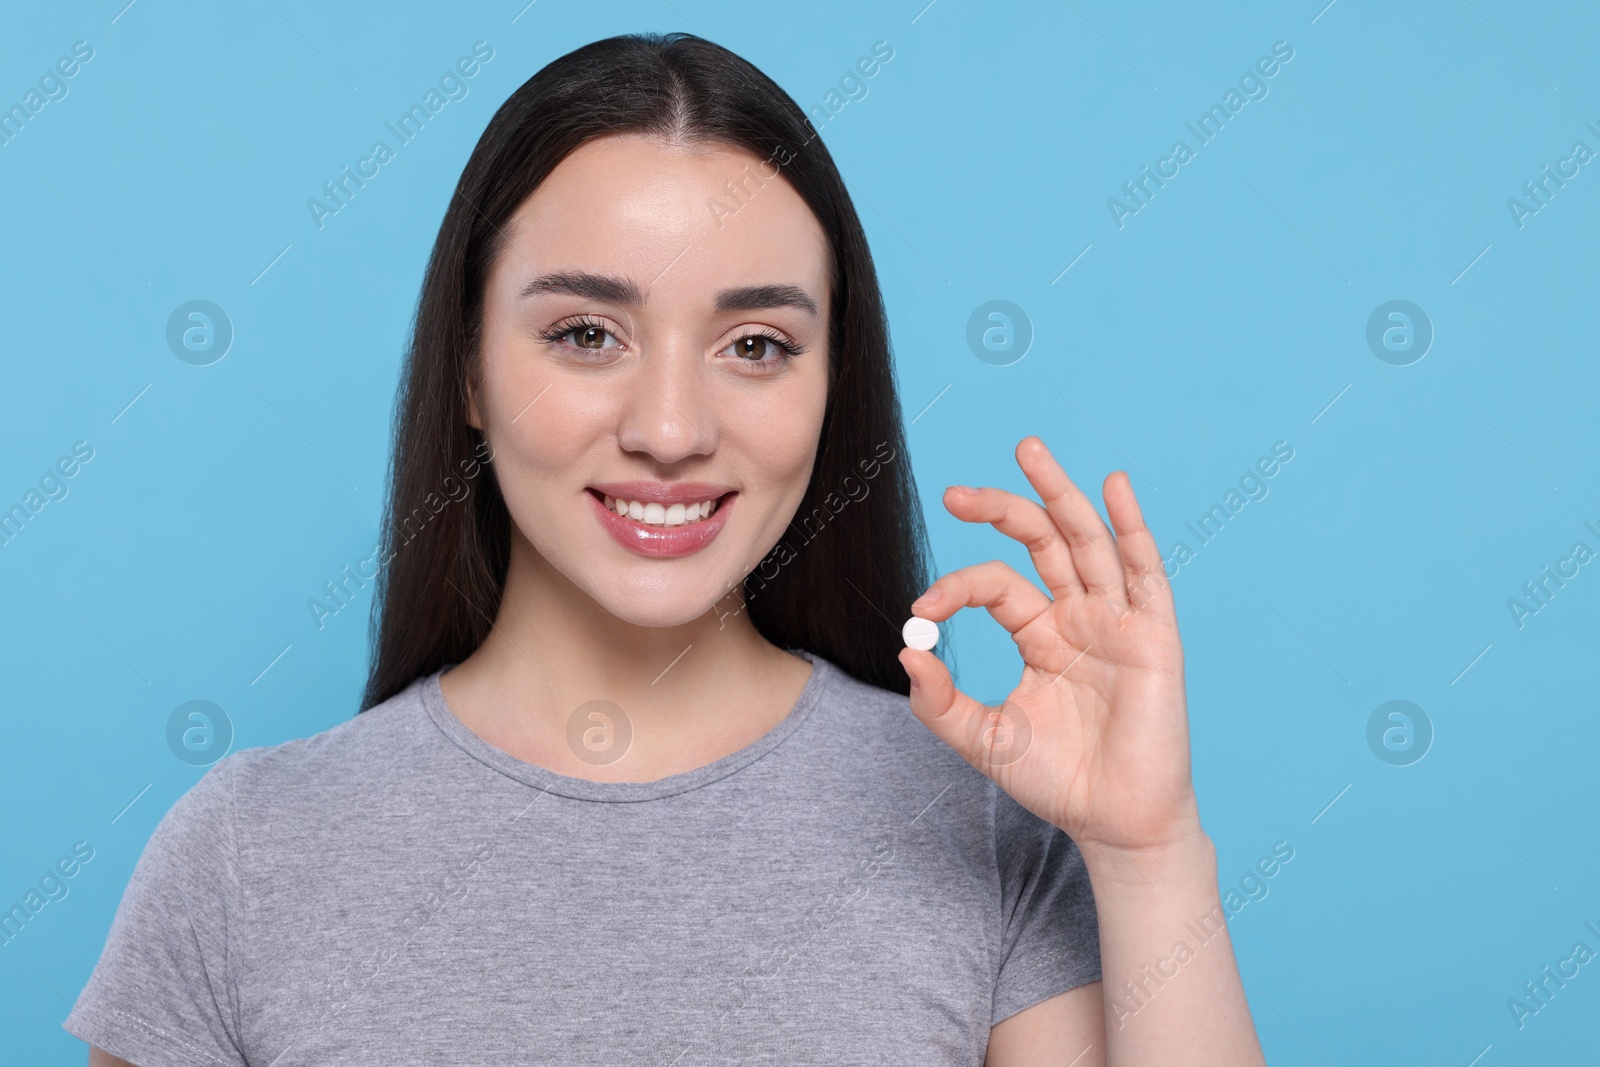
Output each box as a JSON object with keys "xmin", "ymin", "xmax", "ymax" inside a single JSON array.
[{"xmin": 914, "ymin": 587, "xmax": 942, "ymax": 606}]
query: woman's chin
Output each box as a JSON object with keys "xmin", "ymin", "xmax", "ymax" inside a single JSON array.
[{"xmin": 587, "ymin": 578, "xmax": 742, "ymax": 632}]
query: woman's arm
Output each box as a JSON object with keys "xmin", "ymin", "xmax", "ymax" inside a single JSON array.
[
  {"xmin": 1074, "ymin": 831, "xmax": 1260, "ymax": 1064},
  {"xmin": 89, "ymin": 1047, "xmax": 138, "ymax": 1067},
  {"xmin": 901, "ymin": 436, "xmax": 1266, "ymax": 1066},
  {"xmin": 985, "ymin": 834, "xmax": 1260, "ymax": 1067}
]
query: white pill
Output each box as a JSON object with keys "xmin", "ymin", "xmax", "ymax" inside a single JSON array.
[{"xmin": 902, "ymin": 616, "xmax": 939, "ymax": 651}]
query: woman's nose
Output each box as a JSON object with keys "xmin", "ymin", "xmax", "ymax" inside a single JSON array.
[{"xmin": 614, "ymin": 338, "xmax": 717, "ymax": 464}]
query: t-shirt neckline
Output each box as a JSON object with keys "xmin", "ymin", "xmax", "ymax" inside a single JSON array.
[{"xmin": 418, "ymin": 647, "xmax": 834, "ymax": 802}]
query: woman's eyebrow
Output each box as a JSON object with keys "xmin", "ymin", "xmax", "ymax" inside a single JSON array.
[
  {"xmin": 518, "ymin": 272, "xmax": 817, "ymax": 317},
  {"xmin": 715, "ymin": 284, "xmax": 818, "ymax": 317},
  {"xmin": 519, "ymin": 271, "xmax": 641, "ymax": 304}
]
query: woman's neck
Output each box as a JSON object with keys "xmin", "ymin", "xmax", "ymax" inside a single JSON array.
[{"xmin": 437, "ymin": 533, "xmax": 813, "ymax": 783}]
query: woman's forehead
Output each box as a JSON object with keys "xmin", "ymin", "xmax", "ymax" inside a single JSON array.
[{"xmin": 497, "ymin": 134, "xmax": 830, "ymax": 308}]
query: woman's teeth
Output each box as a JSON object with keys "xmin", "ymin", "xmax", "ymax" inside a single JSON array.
[{"xmin": 602, "ymin": 494, "xmax": 720, "ymax": 527}]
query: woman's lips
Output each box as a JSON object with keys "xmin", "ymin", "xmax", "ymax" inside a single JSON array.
[{"xmin": 587, "ymin": 489, "xmax": 734, "ymax": 559}]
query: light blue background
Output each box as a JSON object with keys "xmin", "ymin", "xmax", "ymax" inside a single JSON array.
[{"xmin": 3, "ymin": 1, "xmax": 1597, "ymax": 1063}]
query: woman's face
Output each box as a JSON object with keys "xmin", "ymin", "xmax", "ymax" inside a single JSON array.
[{"xmin": 470, "ymin": 133, "xmax": 832, "ymax": 628}]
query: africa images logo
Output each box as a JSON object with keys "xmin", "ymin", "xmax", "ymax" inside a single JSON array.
[{"xmin": 1106, "ymin": 41, "xmax": 1295, "ymax": 230}]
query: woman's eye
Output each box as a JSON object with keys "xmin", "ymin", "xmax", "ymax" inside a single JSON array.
[
  {"xmin": 725, "ymin": 334, "xmax": 795, "ymax": 364},
  {"xmin": 543, "ymin": 321, "xmax": 621, "ymax": 351},
  {"xmin": 541, "ymin": 323, "xmax": 796, "ymax": 366},
  {"xmin": 567, "ymin": 325, "xmax": 618, "ymax": 350}
]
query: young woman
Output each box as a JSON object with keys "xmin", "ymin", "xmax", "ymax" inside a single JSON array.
[{"xmin": 69, "ymin": 32, "xmax": 1265, "ymax": 1066}]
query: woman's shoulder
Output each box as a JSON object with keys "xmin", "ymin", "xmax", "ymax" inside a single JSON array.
[
  {"xmin": 803, "ymin": 651, "xmax": 1002, "ymax": 803},
  {"xmin": 805, "ymin": 653, "xmax": 1072, "ymax": 848},
  {"xmin": 215, "ymin": 670, "xmax": 441, "ymax": 808},
  {"xmin": 808, "ymin": 652, "xmax": 966, "ymax": 750},
  {"xmin": 805, "ymin": 651, "xmax": 937, "ymax": 745}
]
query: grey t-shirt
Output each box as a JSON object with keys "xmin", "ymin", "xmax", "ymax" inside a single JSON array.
[{"xmin": 64, "ymin": 648, "xmax": 1100, "ymax": 1065}]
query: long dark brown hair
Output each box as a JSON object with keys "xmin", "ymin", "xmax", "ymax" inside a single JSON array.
[{"xmin": 361, "ymin": 31, "xmax": 932, "ymax": 711}]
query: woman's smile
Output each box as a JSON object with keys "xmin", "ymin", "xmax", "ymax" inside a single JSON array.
[{"xmin": 584, "ymin": 481, "xmax": 737, "ymax": 558}]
